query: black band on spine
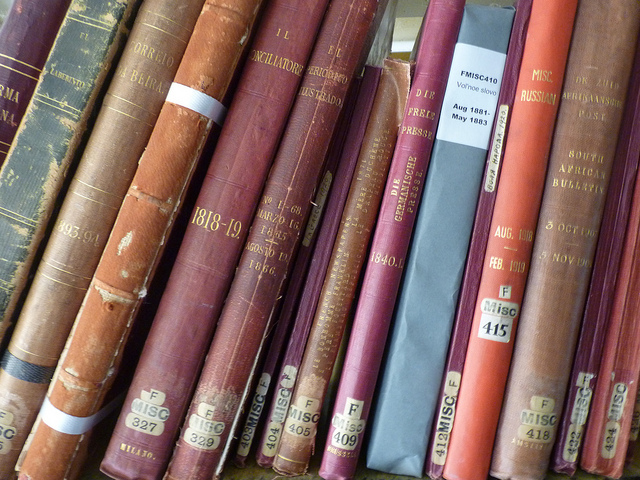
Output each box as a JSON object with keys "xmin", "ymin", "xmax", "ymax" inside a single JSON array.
[{"xmin": 0, "ymin": 351, "xmax": 56, "ymax": 384}]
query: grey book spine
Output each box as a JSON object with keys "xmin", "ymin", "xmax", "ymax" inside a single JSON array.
[{"xmin": 365, "ymin": 5, "xmax": 515, "ymax": 476}]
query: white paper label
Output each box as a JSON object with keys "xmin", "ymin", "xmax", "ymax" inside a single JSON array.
[
  {"xmin": 0, "ymin": 408, "xmax": 16, "ymax": 455},
  {"xmin": 436, "ymin": 43, "xmax": 507, "ymax": 149},
  {"xmin": 477, "ymin": 297, "xmax": 518, "ymax": 343}
]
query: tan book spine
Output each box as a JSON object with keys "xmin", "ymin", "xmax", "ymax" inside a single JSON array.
[
  {"xmin": 0, "ymin": 0, "xmax": 206, "ymax": 340},
  {"xmin": 271, "ymin": 57, "xmax": 410, "ymax": 476},
  {"xmin": 490, "ymin": 1, "xmax": 640, "ymax": 479},
  {"xmin": 0, "ymin": 1, "xmax": 204, "ymax": 477},
  {"xmin": 15, "ymin": 1, "xmax": 263, "ymax": 479},
  {"xmin": 0, "ymin": 0, "xmax": 204, "ymax": 471},
  {"xmin": 0, "ymin": 0, "xmax": 142, "ymax": 475},
  {"xmin": 2, "ymin": 0, "xmax": 206, "ymax": 382}
]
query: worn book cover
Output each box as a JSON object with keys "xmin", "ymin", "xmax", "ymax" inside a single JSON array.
[
  {"xmin": 0, "ymin": 0, "xmax": 140, "ymax": 474},
  {"xmin": 490, "ymin": 2, "xmax": 640, "ymax": 479},
  {"xmin": 366, "ymin": 5, "xmax": 514, "ymax": 477},
  {"xmin": 441, "ymin": 2, "xmax": 578, "ymax": 480},
  {"xmin": 318, "ymin": 1, "xmax": 465, "ymax": 479}
]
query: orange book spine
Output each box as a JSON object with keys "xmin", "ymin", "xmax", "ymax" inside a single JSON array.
[
  {"xmin": 490, "ymin": 1, "xmax": 640, "ymax": 478},
  {"xmin": 441, "ymin": 2, "xmax": 578, "ymax": 480}
]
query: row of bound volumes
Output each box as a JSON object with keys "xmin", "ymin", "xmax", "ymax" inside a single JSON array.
[{"xmin": 0, "ymin": 0, "xmax": 640, "ymax": 480}]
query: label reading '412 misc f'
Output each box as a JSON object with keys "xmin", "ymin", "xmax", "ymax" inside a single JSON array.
[{"xmin": 478, "ymin": 297, "xmax": 518, "ymax": 343}]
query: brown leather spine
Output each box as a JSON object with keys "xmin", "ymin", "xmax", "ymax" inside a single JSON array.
[
  {"xmin": 93, "ymin": 0, "xmax": 333, "ymax": 477},
  {"xmin": 490, "ymin": 2, "xmax": 640, "ymax": 479},
  {"xmin": 0, "ymin": 0, "xmax": 141, "ymax": 475},
  {"xmin": 163, "ymin": 1, "xmax": 386, "ymax": 478},
  {"xmin": 271, "ymin": 57, "xmax": 410, "ymax": 477},
  {"xmin": 0, "ymin": 0, "xmax": 205, "ymax": 349},
  {"xmin": 3, "ymin": 0, "xmax": 206, "ymax": 446},
  {"xmin": 16, "ymin": 1, "xmax": 263, "ymax": 479}
]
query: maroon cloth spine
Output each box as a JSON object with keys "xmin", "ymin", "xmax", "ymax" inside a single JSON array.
[
  {"xmin": 253, "ymin": 66, "xmax": 381, "ymax": 469},
  {"xmin": 233, "ymin": 72, "xmax": 368, "ymax": 467},
  {"xmin": 163, "ymin": 1, "xmax": 385, "ymax": 478},
  {"xmin": 424, "ymin": 1, "xmax": 532, "ymax": 477},
  {"xmin": 317, "ymin": 1, "xmax": 465, "ymax": 479},
  {"xmin": 0, "ymin": 0, "xmax": 71, "ymax": 165},
  {"xmin": 551, "ymin": 34, "xmax": 640, "ymax": 477},
  {"xmin": 96, "ymin": 1, "xmax": 331, "ymax": 478},
  {"xmin": 579, "ymin": 152, "xmax": 640, "ymax": 477}
]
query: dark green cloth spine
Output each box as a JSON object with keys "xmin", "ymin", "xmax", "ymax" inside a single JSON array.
[{"xmin": 0, "ymin": 0, "xmax": 141, "ymax": 347}]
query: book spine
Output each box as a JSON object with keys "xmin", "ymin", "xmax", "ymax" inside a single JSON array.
[
  {"xmin": 272, "ymin": 57, "xmax": 410, "ymax": 477},
  {"xmin": 0, "ymin": 0, "xmax": 74, "ymax": 342},
  {"xmin": 98, "ymin": 1, "xmax": 332, "ymax": 478},
  {"xmin": 231, "ymin": 169, "xmax": 329, "ymax": 467},
  {"xmin": 253, "ymin": 65, "xmax": 382, "ymax": 469},
  {"xmin": 97, "ymin": 0, "xmax": 265, "ymax": 475},
  {"xmin": 163, "ymin": 1, "xmax": 384, "ymax": 478},
  {"xmin": 424, "ymin": 2, "xmax": 532, "ymax": 477},
  {"xmin": 579, "ymin": 78, "xmax": 640, "ymax": 476},
  {"xmin": 626, "ymin": 384, "xmax": 640, "ymax": 465},
  {"xmin": 0, "ymin": 0, "xmax": 205, "ymax": 383},
  {"xmin": 15, "ymin": 2, "xmax": 263, "ymax": 480},
  {"xmin": 317, "ymin": 2, "xmax": 465, "ymax": 479},
  {"xmin": 233, "ymin": 72, "xmax": 366, "ymax": 467},
  {"xmin": 0, "ymin": 0, "xmax": 141, "ymax": 474},
  {"xmin": 0, "ymin": 0, "xmax": 72, "ymax": 166},
  {"xmin": 579, "ymin": 200, "xmax": 640, "ymax": 478},
  {"xmin": 365, "ymin": 5, "xmax": 514, "ymax": 478},
  {"xmin": 551, "ymin": 34, "xmax": 640, "ymax": 476},
  {"xmin": 439, "ymin": 3, "xmax": 578, "ymax": 480},
  {"xmin": 490, "ymin": 2, "xmax": 640, "ymax": 479}
]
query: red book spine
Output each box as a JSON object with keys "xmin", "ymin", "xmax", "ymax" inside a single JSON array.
[
  {"xmin": 425, "ymin": 2, "xmax": 532, "ymax": 477},
  {"xmin": 271, "ymin": 56, "xmax": 410, "ymax": 476},
  {"xmin": 96, "ymin": 1, "xmax": 332, "ymax": 478},
  {"xmin": 552, "ymin": 35, "xmax": 640, "ymax": 476},
  {"xmin": 579, "ymin": 47, "xmax": 640, "ymax": 474},
  {"xmin": 580, "ymin": 193, "xmax": 640, "ymax": 477},
  {"xmin": 253, "ymin": 66, "xmax": 381, "ymax": 469},
  {"xmin": 490, "ymin": 2, "xmax": 640, "ymax": 478},
  {"xmin": 232, "ymin": 74, "xmax": 362, "ymax": 466},
  {"xmin": 318, "ymin": 1, "xmax": 465, "ymax": 479},
  {"xmin": 238, "ymin": 69, "xmax": 375, "ymax": 468},
  {"xmin": 163, "ymin": 0, "xmax": 384, "ymax": 478},
  {"xmin": 441, "ymin": 2, "xmax": 578, "ymax": 480}
]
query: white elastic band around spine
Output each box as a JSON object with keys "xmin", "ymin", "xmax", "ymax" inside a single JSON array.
[
  {"xmin": 165, "ymin": 82, "xmax": 227, "ymax": 126},
  {"xmin": 40, "ymin": 393, "xmax": 124, "ymax": 435}
]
